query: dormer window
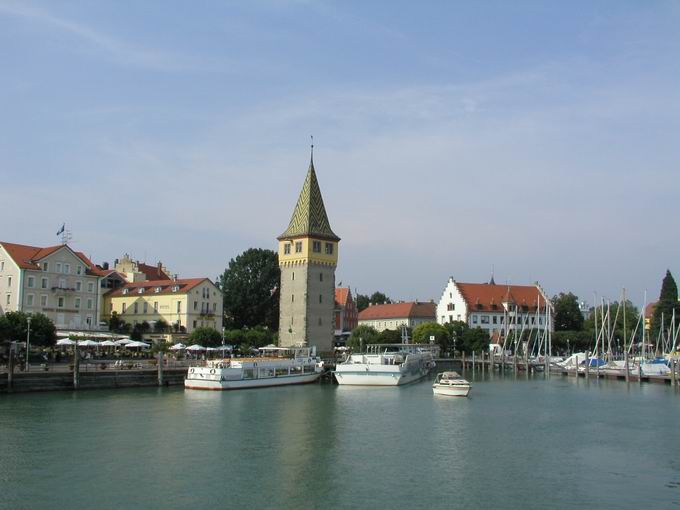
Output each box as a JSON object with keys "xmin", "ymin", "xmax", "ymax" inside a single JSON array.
[
  {"xmin": 172, "ymin": 285, "xmax": 179, "ymax": 292},
  {"xmin": 138, "ymin": 288, "xmax": 145, "ymax": 294},
  {"xmin": 154, "ymin": 287, "xmax": 161, "ymax": 293},
  {"xmin": 122, "ymin": 288, "xmax": 129, "ymax": 295}
]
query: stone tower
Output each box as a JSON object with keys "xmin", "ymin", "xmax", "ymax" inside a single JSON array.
[{"xmin": 278, "ymin": 150, "xmax": 340, "ymax": 353}]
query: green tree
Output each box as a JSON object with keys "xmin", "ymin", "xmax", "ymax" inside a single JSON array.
[
  {"xmin": 460, "ymin": 327, "xmax": 489, "ymax": 353},
  {"xmin": 584, "ymin": 300, "xmax": 641, "ymax": 348},
  {"xmin": 651, "ymin": 270, "xmax": 680, "ymax": 339},
  {"xmin": 219, "ymin": 248, "xmax": 280, "ymax": 330},
  {"xmin": 552, "ymin": 330, "xmax": 595, "ymax": 354},
  {"xmin": 356, "ymin": 294, "xmax": 369, "ymax": 312},
  {"xmin": 108, "ymin": 312, "xmax": 129, "ymax": 334},
  {"xmin": 444, "ymin": 321, "xmax": 469, "ymax": 353},
  {"xmin": 412, "ymin": 322, "xmax": 450, "ymax": 352},
  {"xmin": 153, "ymin": 319, "xmax": 169, "ymax": 333},
  {"xmin": 378, "ymin": 328, "xmax": 403, "ymax": 344},
  {"xmin": 347, "ymin": 325, "xmax": 379, "ymax": 350},
  {"xmin": 130, "ymin": 321, "xmax": 151, "ymax": 341},
  {"xmin": 552, "ymin": 292, "xmax": 584, "ymax": 331},
  {"xmin": 188, "ymin": 327, "xmax": 223, "ymax": 347},
  {"xmin": 369, "ymin": 292, "xmax": 391, "ymax": 305},
  {"xmin": 0, "ymin": 311, "xmax": 56, "ymax": 347}
]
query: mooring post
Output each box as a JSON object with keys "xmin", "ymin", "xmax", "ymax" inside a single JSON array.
[
  {"xmin": 672, "ymin": 358, "xmax": 677, "ymax": 387},
  {"xmin": 481, "ymin": 351, "xmax": 485, "ymax": 375},
  {"xmin": 7, "ymin": 342, "xmax": 15, "ymax": 392},
  {"xmin": 73, "ymin": 344, "xmax": 80, "ymax": 390},
  {"xmin": 461, "ymin": 351, "xmax": 465, "ymax": 373},
  {"xmin": 472, "ymin": 351, "xmax": 476, "ymax": 374},
  {"xmin": 624, "ymin": 351, "xmax": 629, "ymax": 383},
  {"xmin": 584, "ymin": 351, "xmax": 589, "ymax": 380},
  {"xmin": 513, "ymin": 351, "xmax": 517, "ymax": 373},
  {"xmin": 501, "ymin": 351, "xmax": 505, "ymax": 374},
  {"xmin": 157, "ymin": 351, "xmax": 164, "ymax": 387}
]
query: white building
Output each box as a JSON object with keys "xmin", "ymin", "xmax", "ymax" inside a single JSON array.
[
  {"xmin": 436, "ymin": 277, "xmax": 552, "ymax": 339},
  {"xmin": 358, "ymin": 301, "xmax": 436, "ymax": 332},
  {"xmin": 0, "ymin": 242, "xmax": 106, "ymax": 330}
]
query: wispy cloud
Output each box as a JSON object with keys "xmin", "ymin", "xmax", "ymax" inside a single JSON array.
[{"xmin": 0, "ymin": 0, "xmax": 224, "ymax": 72}]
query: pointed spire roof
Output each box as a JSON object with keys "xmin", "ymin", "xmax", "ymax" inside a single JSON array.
[{"xmin": 278, "ymin": 152, "xmax": 340, "ymax": 242}]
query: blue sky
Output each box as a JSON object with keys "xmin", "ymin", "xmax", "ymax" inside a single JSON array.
[{"xmin": 1, "ymin": 0, "xmax": 679, "ymax": 308}]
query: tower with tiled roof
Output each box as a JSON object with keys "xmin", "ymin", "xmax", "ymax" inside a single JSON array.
[{"xmin": 277, "ymin": 147, "xmax": 339, "ymax": 353}]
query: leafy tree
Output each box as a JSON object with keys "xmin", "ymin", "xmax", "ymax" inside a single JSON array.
[
  {"xmin": 153, "ymin": 319, "xmax": 169, "ymax": 333},
  {"xmin": 222, "ymin": 327, "xmax": 276, "ymax": 350},
  {"xmin": 347, "ymin": 325, "xmax": 379, "ymax": 350},
  {"xmin": 651, "ymin": 270, "xmax": 680, "ymax": 339},
  {"xmin": 0, "ymin": 312, "xmax": 56, "ymax": 347},
  {"xmin": 444, "ymin": 321, "xmax": 469, "ymax": 353},
  {"xmin": 369, "ymin": 292, "xmax": 391, "ymax": 305},
  {"xmin": 460, "ymin": 327, "xmax": 489, "ymax": 353},
  {"xmin": 108, "ymin": 312, "xmax": 129, "ymax": 334},
  {"xmin": 552, "ymin": 292, "xmax": 584, "ymax": 331},
  {"xmin": 219, "ymin": 248, "xmax": 280, "ymax": 330},
  {"xmin": 412, "ymin": 322, "xmax": 450, "ymax": 352},
  {"xmin": 188, "ymin": 327, "xmax": 223, "ymax": 347},
  {"xmin": 356, "ymin": 294, "xmax": 370, "ymax": 312},
  {"xmin": 552, "ymin": 330, "xmax": 595, "ymax": 354},
  {"xmin": 377, "ymin": 328, "xmax": 403, "ymax": 344},
  {"xmin": 584, "ymin": 300, "xmax": 641, "ymax": 347}
]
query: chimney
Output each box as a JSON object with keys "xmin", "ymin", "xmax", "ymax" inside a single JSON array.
[
  {"xmin": 157, "ymin": 261, "xmax": 163, "ymax": 277},
  {"xmin": 102, "ymin": 262, "xmax": 109, "ymax": 270}
]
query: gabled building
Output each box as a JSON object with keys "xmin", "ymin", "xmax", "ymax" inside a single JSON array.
[
  {"xmin": 436, "ymin": 277, "xmax": 551, "ymax": 338},
  {"xmin": 334, "ymin": 287, "xmax": 358, "ymax": 344},
  {"xmin": 0, "ymin": 241, "xmax": 105, "ymax": 330},
  {"xmin": 103, "ymin": 277, "xmax": 222, "ymax": 333},
  {"xmin": 277, "ymin": 149, "xmax": 339, "ymax": 353},
  {"xmin": 358, "ymin": 301, "xmax": 436, "ymax": 332}
]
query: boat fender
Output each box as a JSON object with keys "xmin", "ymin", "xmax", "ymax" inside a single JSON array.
[
  {"xmin": 189, "ymin": 368, "xmax": 195, "ymax": 374},
  {"xmin": 210, "ymin": 369, "xmax": 216, "ymax": 374}
]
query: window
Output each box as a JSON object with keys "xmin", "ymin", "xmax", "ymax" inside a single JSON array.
[
  {"xmin": 292, "ymin": 272, "xmax": 295, "ymax": 281},
  {"xmin": 56, "ymin": 263, "xmax": 62, "ymax": 273},
  {"xmin": 213, "ymin": 303, "xmax": 217, "ymax": 312},
  {"xmin": 449, "ymin": 292, "xmax": 452, "ymax": 298},
  {"xmin": 472, "ymin": 315, "xmax": 478, "ymax": 324},
  {"xmin": 143, "ymin": 302, "xmax": 148, "ymax": 313},
  {"xmin": 58, "ymin": 297, "xmax": 64, "ymax": 308},
  {"xmin": 154, "ymin": 301, "xmax": 158, "ymax": 312},
  {"xmin": 87, "ymin": 282, "xmax": 94, "ymax": 293},
  {"xmin": 58, "ymin": 278, "xmax": 65, "ymax": 289},
  {"xmin": 493, "ymin": 316, "xmax": 497, "ymax": 324},
  {"xmin": 194, "ymin": 301, "xmax": 198, "ymax": 310},
  {"xmin": 7, "ymin": 276, "xmax": 11, "ymax": 287},
  {"xmin": 284, "ymin": 244, "xmax": 291, "ymax": 255},
  {"xmin": 449, "ymin": 315, "xmax": 453, "ymax": 323},
  {"xmin": 319, "ymin": 273, "xmax": 323, "ymax": 282},
  {"xmin": 75, "ymin": 298, "xmax": 81, "ymax": 309},
  {"xmin": 318, "ymin": 317, "xmax": 322, "ymax": 326},
  {"xmin": 312, "ymin": 240, "xmax": 321, "ymax": 253},
  {"xmin": 172, "ymin": 286, "xmax": 179, "ymax": 292},
  {"xmin": 27, "ymin": 276, "xmax": 34, "ymax": 288},
  {"xmin": 27, "ymin": 294, "xmax": 34, "ymax": 306},
  {"xmin": 87, "ymin": 299, "xmax": 93, "ymax": 310},
  {"xmin": 193, "ymin": 320, "xmax": 197, "ymax": 329},
  {"xmin": 481, "ymin": 316, "xmax": 490, "ymax": 324},
  {"xmin": 123, "ymin": 289, "xmax": 129, "ymax": 295},
  {"xmin": 319, "ymin": 294, "xmax": 323, "ymax": 304},
  {"xmin": 122, "ymin": 303, "xmax": 127, "ymax": 313},
  {"xmin": 325, "ymin": 243, "xmax": 334, "ymax": 255},
  {"xmin": 138, "ymin": 288, "xmax": 144, "ymax": 294},
  {"xmin": 41, "ymin": 295, "xmax": 47, "ymax": 307},
  {"xmin": 0, "ymin": 261, "xmax": 3, "ymax": 271},
  {"xmin": 5, "ymin": 294, "xmax": 9, "ymax": 305},
  {"xmin": 177, "ymin": 301, "xmax": 181, "ymax": 313},
  {"xmin": 42, "ymin": 262, "xmax": 48, "ymax": 271},
  {"xmin": 447, "ymin": 303, "xmax": 454, "ymax": 311},
  {"xmin": 295, "ymin": 241, "xmax": 303, "ymax": 253},
  {"xmin": 76, "ymin": 266, "xmax": 82, "ymax": 275},
  {"xmin": 76, "ymin": 281, "xmax": 82, "ymax": 291},
  {"xmin": 291, "ymin": 294, "xmax": 294, "ymax": 303},
  {"xmin": 134, "ymin": 303, "xmax": 138, "ymax": 314},
  {"xmin": 39, "ymin": 277, "xmax": 48, "ymax": 290},
  {"xmin": 64, "ymin": 263, "xmax": 70, "ymax": 274},
  {"xmin": 155, "ymin": 287, "xmax": 161, "ymax": 293}
]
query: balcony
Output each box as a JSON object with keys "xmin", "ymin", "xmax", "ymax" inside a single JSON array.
[{"xmin": 51, "ymin": 286, "xmax": 76, "ymax": 293}]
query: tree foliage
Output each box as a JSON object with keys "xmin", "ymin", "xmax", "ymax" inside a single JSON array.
[
  {"xmin": 0, "ymin": 312, "xmax": 56, "ymax": 347},
  {"xmin": 584, "ymin": 300, "xmax": 641, "ymax": 346},
  {"xmin": 552, "ymin": 292, "xmax": 584, "ymax": 331},
  {"xmin": 460, "ymin": 327, "xmax": 489, "ymax": 353},
  {"xmin": 412, "ymin": 322, "xmax": 450, "ymax": 352},
  {"xmin": 189, "ymin": 327, "xmax": 223, "ymax": 347},
  {"xmin": 355, "ymin": 292, "xmax": 392, "ymax": 312},
  {"xmin": 347, "ymin": 325, "xmax": 379, "ymax": 350},
  {"xmin": 651, "ymin": 270, "xmax": 680, "ymax": 339},
  {"xmin": 219, "ymin": 248, "xmax": 280, "ymax": 330},
  {"xmin": 377, "ymin": 328, "xmax": 403, "ymax": 344}
]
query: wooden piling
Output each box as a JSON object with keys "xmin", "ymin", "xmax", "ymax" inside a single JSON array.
[
  {"xmin": 7, "ymin": 343, "xmax": 15, "ymax": 392},
  {"xmin": 461, "ymin": 351, "xmax": 465, "ymax": 372},
  {"xmin": 73, "ymin": 344, "xmax": 80, "ymax": 390},
  {"xmin": 472, "ymin": 351, "xmax": 476, "ymax": 374},
  {"xmin": 157, "ymin": 351, "xmax": 164, "ymax": 387},
  {"xmin": 624, "ymin": 351, "xmax": 629, "ymax": 383},
  {"xmin": 584, "ymin": 351, "xmax": 589, "ymax": 380},
  {"xmin": 672, "ymin": 358, "xmax": 677, "ymax": 387}
]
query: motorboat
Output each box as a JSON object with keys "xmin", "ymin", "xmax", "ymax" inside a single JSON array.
[{"xmin": 432, "ymin": 371, "xmax": 470, "ymax": 397}]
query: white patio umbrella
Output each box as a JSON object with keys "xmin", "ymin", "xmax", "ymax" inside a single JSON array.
[
  {"xmin": 114, "ymin": 339, "xmax": 133, "ymax": 346},
  {"xmin": 78, "ymin": 340, "xmax": 99, "ymax": 347},
  {"xmin": 125, "ymin": 341, "xmax": 150, "ymax": 349},
  {"xmin": 169, "ymin": 343, "xmax": 186, "ymax": 351},
  {"xmin": 56, "ymin": 339, "xmax": 76, "ymax": 346},
  {"xmin": 100, "ymin": 340, "xmax": 117, "ymax": 347},
  {"xmin": 186, "ymin": 344, "xmax": 206, "ymax": 352}
]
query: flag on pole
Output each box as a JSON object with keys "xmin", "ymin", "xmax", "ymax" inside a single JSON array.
[{"xmin": 56, "ymin": 223, "xmax": 65, "ymax": 236}]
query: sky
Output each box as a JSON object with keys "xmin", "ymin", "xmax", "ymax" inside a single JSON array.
[{"xmin": 1, "ymin": 0, "xmax": 679, "ymax": 309}]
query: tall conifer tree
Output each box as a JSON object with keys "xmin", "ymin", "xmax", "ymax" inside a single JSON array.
[{"xmin": 651, "ymin": 270, "xmax": 680, "ymax": 340}]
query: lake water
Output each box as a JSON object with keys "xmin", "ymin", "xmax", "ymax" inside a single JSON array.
[{"xmin": 1, "ymin": 372, "xmax": 679, "ymax": 510}]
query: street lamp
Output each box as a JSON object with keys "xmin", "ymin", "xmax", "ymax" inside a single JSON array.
[{"xmin": 25, "ymin": 316, "xmax": 32, "ymax": 372}]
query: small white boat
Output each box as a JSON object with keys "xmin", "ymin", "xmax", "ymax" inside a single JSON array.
[
  {"xmin": 184, "ymin": 347, "xmax": 323, "ymax": 390},
  {"xmin": 432, "ymin": 371, "xmax": 470, "ymax": 397}
]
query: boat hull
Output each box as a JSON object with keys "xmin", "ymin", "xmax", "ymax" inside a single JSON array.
[
  {"xmin": 432, "ymin": 385, "xmax": 470, "ymax": 397},
  {"xmin": 185, "ymin": 372, "xmax": 321, "ymax": 390},
  {"xmin": 334, "ymin": 368, "xmax": 430, "ymax": 386}
]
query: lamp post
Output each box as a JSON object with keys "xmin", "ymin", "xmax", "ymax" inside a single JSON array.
[{"xmin": 25, "ymin": 316, "xmax": 32, "ymax": 372}]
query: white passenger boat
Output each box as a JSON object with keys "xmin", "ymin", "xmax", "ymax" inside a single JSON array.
[
  {"xmin": 184, "ymin": 347, "xmax": 323, "ymax": 390},
  {"xmin": 334, "ymin": 344, "xmax": 437, "ymax": 386},
  {"xmin": 432, "ymin": 371, "xmax": 470, "ymax": 397}
]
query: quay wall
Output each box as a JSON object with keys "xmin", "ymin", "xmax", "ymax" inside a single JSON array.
[{"xmin": 1, "ymin": 368, "xmax": 187, "ymax": 394}]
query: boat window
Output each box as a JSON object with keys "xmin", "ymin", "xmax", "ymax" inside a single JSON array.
[{"xmin": 242, "ymin": 369, "xmax": 254, "ymax": 379}]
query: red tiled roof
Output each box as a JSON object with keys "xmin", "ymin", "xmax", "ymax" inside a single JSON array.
[
  {"xmin": 456, "ymin": 282, "xmax": 547, "ymax": 312},
  {"xmin": 106, "ymin": 278, "xmax": 210, "ymax": 297},
  {"xmin": 0, "ymin": 242, "xmax": 97, "ymax": 275},
  {"xmin": 358, "ymin": 302, "xmax": 436, "ymax": 321},
  {"xmin": 136, "ymin": 262, "xmax": 171, "ymax": 281},
  {"xmin": 335, "ymin": 288, "xmax": 350, "ymax": 307}
]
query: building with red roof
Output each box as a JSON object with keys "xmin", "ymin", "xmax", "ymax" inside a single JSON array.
[
  {"xmin": 358, "ymin": 301, "xmax": 436, "ymax": 332},
  {"xmin": 436, "ymin": 276, "xmax": 552, "ymax": 338},
  {"xmin": 334, "ymin": 287, "xmax": 358, "ymax": 344}
]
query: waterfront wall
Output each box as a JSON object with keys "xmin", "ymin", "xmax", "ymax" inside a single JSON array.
[{"xmin": 1, "ymin": 368, "xmax": 187, "ymax": 393}]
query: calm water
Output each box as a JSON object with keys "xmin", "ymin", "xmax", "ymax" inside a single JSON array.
[{"xmin": 1, "ymin": 372, "xmax": 679, "ymax": 510}]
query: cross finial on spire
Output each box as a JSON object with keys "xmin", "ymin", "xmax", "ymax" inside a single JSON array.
[{"xmin": 310, "ymin": 135, "xmax": 314, "ymax": 164}]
